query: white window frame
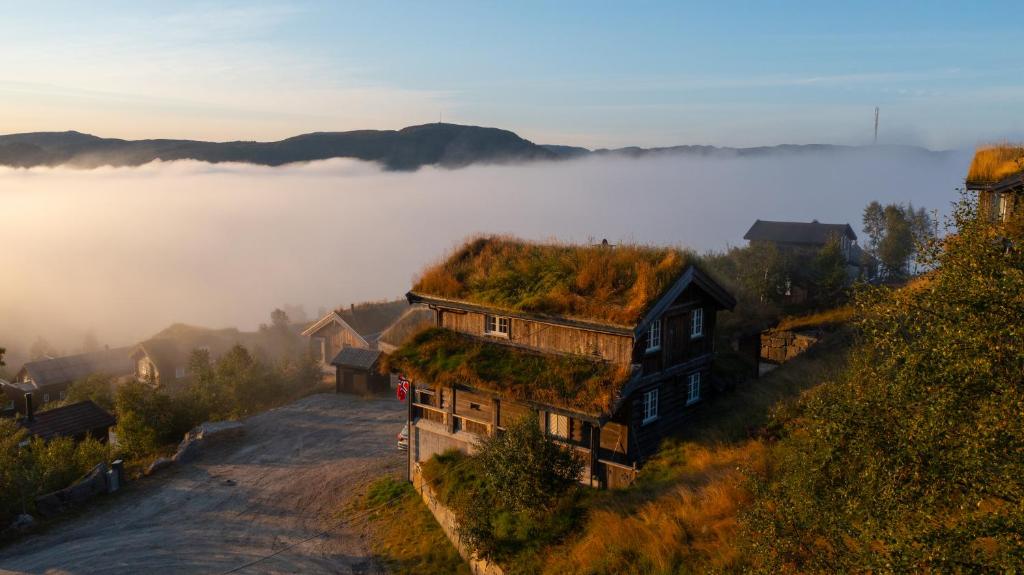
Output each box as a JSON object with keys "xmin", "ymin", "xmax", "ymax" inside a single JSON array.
[
  {"xmin": 642, "ymin": 388, "xmax": 659, "ymax": 424},
  {"xmin": 646, "ymin": 319, "xmax": 661, "ymax": 352},
  {"xmin": 4, "ymin": 400, "xmax": 14, "ymax": 411},
  {"xmin": 546, "ymin": 412, "xmax": 569, "ymax": 440},
  {"xmin": 484, "ymin": 314, "xmax": 511, "ymax": 338},
  {"xmin": 690, "ymin": 308, "xmax": 704, "ymax": 338},
  {"xmin": 175, "ymin": 366, "xmax": 186, "ymax": 379},
  {"xmin": 59, "ymin": 390, "xmax": 66, "ymax": 401},
  {"xmin": 687, "ymin": 372, "xmax": 701, "ymax": 405},
  {"xmin": 43, "ymin": 393, "xmax": 50, "ymax": 403}
]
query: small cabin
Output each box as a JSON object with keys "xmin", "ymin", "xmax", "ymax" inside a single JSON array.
[
  {"xmin": 330, "ymin": 347, "xmax": 390, "ymax": 395},
  {"xmin": 10, "ymin": 347, "xmax": 133, "ymax": 413},
  {"xmin": 302, "ymin": 300, "xmax": 409, "ymax": 373},
  {"xmin": 387, "ymin": 237, "xmax": 736, "ymax": 488},
  {"xmin": 966, "ymin": 144, "xmax": 1024, "ymax": 224}
]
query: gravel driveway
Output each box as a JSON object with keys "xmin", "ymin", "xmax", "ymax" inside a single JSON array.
[{"xmin": 0, "ymin": 393, "xmax": 407, "ymax": 574}]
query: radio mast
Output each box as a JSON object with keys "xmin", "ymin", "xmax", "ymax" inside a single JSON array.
[{"xmin": 873, "ymin": 106, "xmax": 879, "ymax": 144}]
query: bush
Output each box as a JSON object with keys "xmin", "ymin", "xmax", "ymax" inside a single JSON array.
[{"xmin": 65, "ymin": 373, "xmax": 115, "ymax": 411}]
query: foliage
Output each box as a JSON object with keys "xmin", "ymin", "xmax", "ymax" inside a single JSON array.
[
  {"xmin": 65, "ymin": 374, "xmax": 115, "ymax": 411},
  {"xmin": 360, "ymin": 475, "xmax": 471, "ymax": 575},
  {"xmin": 741, "ymin": 195, "xmax": 1024, "ymax": 572},
  {"xmin": 413, "ymin": 235, "xmax": 694, "ymax": 326},
  {"xmin": 0, "ymin": 417, "xmax": 111, "ymax": 523},
  {"xmin": 863, "ymin": 200, "xmax": 934, "ymax": 280},
  {"xmin": 773, "ymin": 306, "xmax": 854, "ymax": 332},
  {"xmin": 967, "ymin": 143, "xmax": 1024, "ymax": 184},
  {"xmin": 811, "ymin": 234, "xmax": 849, "ymax": 307},
  {"xmin": 384, "ymin": 327, "xmax": 626, "ymax": 414},
  {"xmin": 423, "ymin": 418, "xmax": 585, "ymax": 569},
  {"xmin": 113, "ymin": 381, "xmax": 192, "ymax": 458}
]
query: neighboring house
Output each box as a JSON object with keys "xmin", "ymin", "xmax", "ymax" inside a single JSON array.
[
  {"xmin": 6, "ymin": 347, "xmax": 133, "ymax": 414},
  {"xmin": 376, "ymin": 306, "xmax": 436, "ymax": 354},
  {"xmin": 389, "ymin": 237, "xmax": 736, "ymax": 489},
  {"xmin": 966, "ymin": 144, "xmax": 1024, "ymax": 224},
  {"xmin": 743, "ymin": 219, "xmax": 870, "ymax": 280},
  {"xmin": 19, "ymin": 397, "xmax": 116, "ymax": 442},
  {"xmin": 330, "ymin": 347, "xmax": 390, "ymax": 395},
  {"xmin": 302, "ymin": 300, "xmax": 408, "ymax": 372},
  {"xmin": 131, "ymin": 324, "xmax": 243, "ymax": 391}
]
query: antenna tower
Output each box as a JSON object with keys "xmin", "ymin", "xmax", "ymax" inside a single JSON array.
[{"xmin": 873, "ymin": 106, "xmax": 879, "ymax": 144}]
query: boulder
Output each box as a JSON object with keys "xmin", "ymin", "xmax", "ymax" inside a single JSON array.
[
  {"xmin": 145, "ymin": 457, "xmax": 173, "ymax": 476},
  {"xmin": 11, "ymin": 514, "xmax": 34, "ymax": 530}
]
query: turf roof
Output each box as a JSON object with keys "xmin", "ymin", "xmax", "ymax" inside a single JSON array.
[
  {"xmin": 383, "ymin": 327, "xmax": 629, "ymax": 416},
  {"xmin": 967, "ymin": 144, "xmax": 1024, "ymax": 185},
  {"xmin": 411, "ymin": 236, "xmax": 693, "ymax": 327}
]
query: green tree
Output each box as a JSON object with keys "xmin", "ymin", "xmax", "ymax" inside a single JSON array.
[
  {"xmin": 65, "ymin": 374, "xmax": 115, "ymax": 411},
  {"xmin": 454, "ymin": 416, "xmax": 584, "ymax": 558},
  {"xmin": 878, "ymin": 203, "xmax": 914, "ymax": 279},
  {"xmin": 742, "ymin": 194, "xmax": 1024, "ymax": 572},
  {"xmin": 0, "ymin": 418, "xmax": 32, "ymax": 518},
  {"xmin": 862, "ymin": 201, "xmax": 885, "ymax": 254},
  {"xmin": 113, "ymin": 381, "xmax": 191, "ymax": 457},
  {"xmin": 811, "ymin": 234, "xmax": 849, "ymax": 307}
]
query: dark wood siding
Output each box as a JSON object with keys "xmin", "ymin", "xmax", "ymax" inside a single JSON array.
[
  {"xmin": 629, "ymin": 362, "xmax": 712, "ymax": 461},
  {"xmin": 454, "ymin": 388, "xmax": 493, "ymax": 421},
  {"xmin": 439, "ymin": 309, "xmax": 633, "ymax": 363},
  {"xmin": 498, "ymin": 400, "xmax": 533, "ymax": 428}
]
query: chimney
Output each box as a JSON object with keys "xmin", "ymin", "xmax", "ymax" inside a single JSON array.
[
  {"xmin": 350, "ymin": 303, "xmax": 355, "ymax": 312},
  {"xmin": 24, "ymin": 392, "xmax": 34, "ymax": 423}
]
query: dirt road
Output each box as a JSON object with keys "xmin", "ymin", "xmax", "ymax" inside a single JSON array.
[{"xmin": 0, "ymin": 393, "xmax": 407, "ymax": 574}]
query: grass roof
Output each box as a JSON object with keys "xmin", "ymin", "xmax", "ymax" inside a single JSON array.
[
  {"xmin": 383, "ymin": 328, "xmax": 629, "ymax": 416},
  {"xmin": 966, "ymin": 144, "xmax": 1024, "ymax": 185},
  {"xmin": 412, "ymin": 236, "xmax": 693, "ymax": 327}
]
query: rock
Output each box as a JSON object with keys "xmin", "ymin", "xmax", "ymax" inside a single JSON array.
[
  {"xmin": 10, "ymin": 514, "xmax": 34, "ymax": 530},
  {"xmin": 34, "ymin": 491, "xmax": 63, "ymax": 518},
  {"xmin": 173, "ymin": 439, "xmax": 201, "ymax": 464},
  {"xmin": 145, "ymin": 457, "xmax": 173, "ymax": 476},
  {"xmin": 65, "ymin": 463, "xmax": 109, "ymax": 504}
]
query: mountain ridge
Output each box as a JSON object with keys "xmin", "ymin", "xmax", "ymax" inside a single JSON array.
[{"xmin": 0, "ymin": 123, "xmax": 954, "ymax": 171}]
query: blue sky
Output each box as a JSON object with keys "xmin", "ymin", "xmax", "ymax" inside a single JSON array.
[{"xmin": 1, "ymin": 1, "xmax": 1022, "ymax": 148}]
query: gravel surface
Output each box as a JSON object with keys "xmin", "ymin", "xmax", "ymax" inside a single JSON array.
[{"xmin": 0, "ymin": 393, "xmax": 407, "ymax": 575}]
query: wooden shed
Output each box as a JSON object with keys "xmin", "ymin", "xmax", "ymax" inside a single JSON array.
[{"xmin": 330, "ymin": 347, "xmax": 390, "ymax": 395}]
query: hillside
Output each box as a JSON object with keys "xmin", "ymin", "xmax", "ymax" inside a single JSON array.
[{"xmin": 0, "ymin": 123, "xmax": 953, "ymax": 171}]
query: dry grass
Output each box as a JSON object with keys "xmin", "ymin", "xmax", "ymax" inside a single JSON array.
[
  {"xmin": 383, "ymin": 327, "xmax": 628, "ymax": 415},
  {"xmin": 358, "ymin": 475, "xmax": 471, "ymax": 575},
  {"xmin": 535, "ymin": 333, "xmax": 850, "ymax": 574},
  {"xmin": 967, "ymin": 144, "xmax": 1024, "ymax": 184},
  {"xmin": 774, "ymin": 305, "xmax": 854, "ymax": 332},
  {"xmin": 413, "ymin": 235, "xmax": 695, "ymax": 326}
]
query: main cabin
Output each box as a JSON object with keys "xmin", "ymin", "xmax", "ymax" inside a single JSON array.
[
  {"xmin": 966, "ymin": 144, "xmax": 1024, "ymax": 224},
  {"xmin": 387, "ymin": 237, "xmax": 735, "ymax": 488}
]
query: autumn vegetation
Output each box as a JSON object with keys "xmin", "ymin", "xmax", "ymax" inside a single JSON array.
[
  {"xmin": 413, "ymin": 236, "xmax": 694, "ymax": 326},
  {"xmin": 967, "ymin": 143, "xmax": 1024, "ymax": 184}
]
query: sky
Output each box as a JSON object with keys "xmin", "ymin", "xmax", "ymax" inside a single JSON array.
[{"xmin": 1, "ymin": 1, "xmax": 1022, "ymax": 149}]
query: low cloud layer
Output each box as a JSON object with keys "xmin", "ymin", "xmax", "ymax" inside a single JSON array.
[{"xmin": 0, "ymin": 149, "xmax": 969, "ymax": 365}]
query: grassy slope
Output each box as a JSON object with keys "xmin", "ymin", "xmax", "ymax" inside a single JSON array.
[
  {"xmin": 539, "ymin": 331, "xmax": 852, "ymax": 574},
  {"xmin": 358, "ymin": 475, "xmax": 471, "ymax": 575}
]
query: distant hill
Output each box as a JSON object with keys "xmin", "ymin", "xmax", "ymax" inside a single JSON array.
[{"xmin": 0, "ymin": 123, "xmax": 953, "ymax": 171}]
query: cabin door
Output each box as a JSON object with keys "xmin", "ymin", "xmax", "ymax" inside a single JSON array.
[{"xmin": 664, "ymin": 312, "xmax": 689, "ymax": 365}]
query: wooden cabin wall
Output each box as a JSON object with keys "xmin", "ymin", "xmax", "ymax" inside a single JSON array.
[
  {"xmin": 498, "ymin": 400, "xmax": 533, "ymax": 428},
  {"xmin": 599, "ymin": 420, "xmax": 629, "ymax": 460},
  {"xmin": 629, "ymin": 364, "xmax": 712, "ymax": 461},
  {"xmin": 453, "ymin": 388, "xmax": 494, "ymax": 421},
  {"xmin": 313, "ymin": 322, "xmax": 367, "ymax": 362},
  {"xmin": 438, "ymin": 309, "xmax": 632, "ymax": 363},
  {"xmin": 638, "ymin": 287, "xmax": 717, "ymax": 376}
]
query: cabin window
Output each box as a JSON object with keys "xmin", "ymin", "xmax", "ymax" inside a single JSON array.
[
  {"xmin": 4, "ymin": 400, "xmax": 14, "ymax": 411},
  {"xmin": 642, "ymin": 388, "xmax": 659, "ymax": 424},
  {"xmin": 998, "ymin": 193, "xmax": 1010, "ymax": 222},
  {"xmin": 43, "ymin": 393, "xmax": 50, "ymax": 403},
  {"xmin": 59, "ymin": 391, "xmax": 66, "ymax": 401},
  {"xmin": 175, "ymin": 367, "xmax": 186, "ymax": 379},
  {"xmin": 690, "ymin": 308, "xmax": 704, "ymax": 338},
  {"xmin": 546, "ymin": 412, "xmax": 569, "ymax": 439},
  {"xmin": 646, "ymin": 319, "xmax": 661, "ymax": 352},
  {"xmin": 687, "ymin": 372, "xmax": 701, "ymax": 405},
  {"xmin": 485, "ymin": 315, "xmax": 511, "ymax": 338}
]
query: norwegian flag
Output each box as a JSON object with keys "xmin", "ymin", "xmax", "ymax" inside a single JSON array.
[{"xmin": 396, "ymin": 375, "xmax": 411, "ymax": 401}]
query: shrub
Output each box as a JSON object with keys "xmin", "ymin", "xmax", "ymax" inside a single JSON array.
[{"xmin": 65, "ymin": 373, "xmax": 115, "ymax": 411}]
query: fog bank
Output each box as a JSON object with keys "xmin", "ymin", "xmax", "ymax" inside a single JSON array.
[{"xmin": 0, "ymin": 150, "xmax": 969, "ymax": 364}]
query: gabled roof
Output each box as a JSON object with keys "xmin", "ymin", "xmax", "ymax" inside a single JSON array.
[
  {"xmin": 377, "ymin": 306, "xmax": 436, "ymax": 353},
  {"xmin": 966, "ymin": 144, "xmax": 1024, "ymax": 190},
  {"xmin": 409, "ymin": 236, "xmax": 717, "ymax": 328},
  {"xmin": 21, "ymin": 400, "xmax": 115, "ymax": 440},
  {"xmin": 330, "ymin": 347, "xmax": 382, "ymax": 370},
  {"xmin": 301, "ymin": 300, "xmax": 408, "ymax": 343},
  {"xmin": 133, "ymin": 325, "xmax": 242, "ymax": 376},
  {"xmin": 743, "ymin": 220, "xmax": 856, "ymax": 245},
  {"xmin": 19, "ymin": 347, "xmax": 133, "ymax": 388}
]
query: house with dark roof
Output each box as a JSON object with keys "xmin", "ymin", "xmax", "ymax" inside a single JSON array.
[
  {"xmin": 302, "ymin": 300, "xmax": 408, "ymax": 373},
  {"xmin": 966, "ymin": 145, "xmax": 1024, "ymax": 224},
  {"xmin": 7, "ymin": 347, "xmax": 133, "ymax": 414},
  {"xmin": 330, "ymin": 347, "xmax": 389, "ymax": 395},
  {"xmin": 376, "ymin": 306, "xmax": 436, "ymax": 354},
  {"xmin": 130, "ymin": 325, "xmax": 244, "ymax": 391},
  {"xmin": 387, "ymin": 236, "xmax": 736, "ymax": 488},
  {"xmin": 19, "ymin": 398, "xmax": 116, "ymax": 442},
  {"xmin": 743, "ymin": 219, "xmax": 871, "ymax": 280}
]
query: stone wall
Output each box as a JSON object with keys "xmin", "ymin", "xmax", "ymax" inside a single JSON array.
[
  {"xmin": 412, "ymin": 465, "xmax": 504, "ymax": 575},
  {"xmin": 760, "ymin": 329, "xmax": 820, "ymax": 364}
]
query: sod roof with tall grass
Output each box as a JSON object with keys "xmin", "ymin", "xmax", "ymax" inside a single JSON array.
[
  {"xmin": 966, "ymin": 144, "xmax": 1024, "ymax": 186},
  {"xmin": 383, "ymin": 327, "xmax": 629, "ymax": 415},
  {"xmin": 412, "ymin": 236, "xmax": 695, "ymax": 327}
]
